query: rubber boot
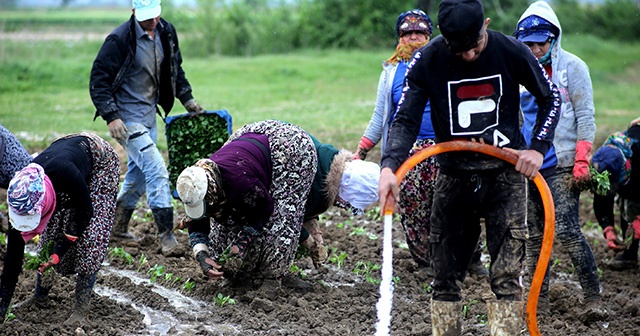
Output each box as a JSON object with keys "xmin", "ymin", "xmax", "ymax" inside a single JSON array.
[
  {"xmin": 113, "ymin": 206, "xmax": 138, "ymax": 241},
  {"xmin": 487, "ymin": 300, "xmax": 524, "ymax": 336},
  {"xmin": 431, "ymin": 299, "xmax": 461, "ymax": 336},
  {"xmin": 153, "ymin": 207, "xmax": 178, "ymax": 255},
  {"xmin": 64, "ymin": 273, "xmax": 97, "ymax": 325},
  {"xmin": 300, "ymin": 234, "xmax": 328, "ymax": 269},
  {"xmin": 13, "ymin": 272, "xmax": 53, "ymax": 310}
]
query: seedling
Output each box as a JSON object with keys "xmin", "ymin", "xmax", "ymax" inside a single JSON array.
[
  {"xmin": 3, "ymin": 306, "xmax": 15, "ymax": 324},
  {"xmin": 217, "ymin": 248, "xmax": 231, "ymax": 266},
  {"xmin": 213, "ymin": 293, "xmax": 236, "ymax": 307},
  {"xmin": 396, "ymin": 241, "xmax": 409, "ymax": 250},
  {"xmin": 589, "ymin": 167, "xmax": 611, "ymax": 195},
  {"xmin": 462, "ymin": 299, "xmax": 479, "ymax": 318},
  {"xmin": 24, "ymin": 241, "xmax": 54, "ymax": 275},
  {"xmin": 0, "ymin": 232, "xmax": 6, "ymax": 246},
  {"xmin": 476, "ymin": 314, "xmax": 487, "ymax": 324},
  {"xmin": 182, "ymin": 278, "xmax": 196, "ymax": 292},
  {"xmin": 171, "ymin": 275, "xmax": 183, "ymax": 287},
  {"xmin": 137, "ymin": 253, "xmax": 148, "ymax": 272},
  {"xmin": 422, "ymin": 283, "xmax": 433, "ymax": 293},
  {"xmin": 336, "ymin": 219, "xmax": 352, "ymax": 229},
  {"xmin": 392, "ymin": 276, "xmax": 400, "ymax": 285},
  {"xmin": 148, "ymin": 264, "xmax": 166, "ymax": 283},
  {"xmin": 551, "ymin": 258, "xmax": 562, "ymax": 269},
  {"xmin": 350, "ymin": 227, "xmax": 367, "ymax": 236},
  {"xmin": 353, "ymin": 261, "xmax": 381, "ymax": 284},
  {"xmin": 328, "ymin": 248, "xmax": 347, "ymax": 269},
  {"xmin": 365, "ymin": 206, "xmax": 381, "ymax": 221},
  {"xmin": 108, "ymin": 247, "xmax": 134, "ymax": 265},
  {"xmin": 164, "ymin": 273, "xmax": 174, "ymax": 283},
  {"xmin": 290, "ymin": 264, "xmax": 307, "ymax": 279}
]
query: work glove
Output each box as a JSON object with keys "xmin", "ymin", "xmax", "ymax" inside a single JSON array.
[
  {"xmin": 354, "ymin": 136, "xmax": 375, "ymax": 160},
  {"xmin": 184, "ymin": 99, "xmax": 204, "ymax": 114},
  {"xmin": 631, "ymin": 216, "xmax": 640, "ymax": 240},
  {"xmin": 193, "ymin": 244, "xmax": 223, "ymax": 279},
  {"xmin": 38, "ymin": 253, "xmax": 60, "ymax": 274},
  {"xmin": 603, "ymin": 226, "xmax": 624, "ymax": 251},
  {"xmin": 224, "ymin": 226, "xmax": 260, "ymax": 273},
  {"xmin": 573, "ymin": 140, "xmax": 593, "ymax": 184},
  {"xmin": 108, "ymin": 119, "xmax": 128, "ymax": 143}
]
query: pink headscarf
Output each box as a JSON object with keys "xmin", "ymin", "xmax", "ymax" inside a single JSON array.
[{"xmin": 21, "ymin": 174, "xmax": 56, "ymax": 242}]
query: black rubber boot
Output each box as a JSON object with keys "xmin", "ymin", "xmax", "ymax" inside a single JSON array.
[
  {"xmin": 113, "ymin": 206, "xmax": 138, "ymax": 241},
  {"xmin": 152, "ymin": 207, "xmax": 178, "ymax": 255},
  {"xmin": 13, "ymin": 272, "xmax": 52, "ymax": 310},
  {"xmin": 64, "ymin": 273, "xmax": 97, "ymax": 326}
]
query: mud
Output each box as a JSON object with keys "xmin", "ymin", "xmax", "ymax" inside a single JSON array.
[{"xmin": 1, "ymin": 155, "xmax": 639, "ymax": 335}]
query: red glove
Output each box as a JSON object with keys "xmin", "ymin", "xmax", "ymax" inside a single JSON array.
[
  {"xmin": 573, "ymin": 140, "xmax": 592, "ymax": 182},
  {"xmin": 355, "ymin": 137, "xmax": 375, "ymax": 160},
  {"xmin": 603, "ymin": 226, "xmax": 624, "ymax": 251},
  {"xmin": 632, "ymin": 216, "xmax": 640, "ymax": 240},
  {"xmin": 38, "ymin": 253, "xmax": 60, "ymax": 273}
]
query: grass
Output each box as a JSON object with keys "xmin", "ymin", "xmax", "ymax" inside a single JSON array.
[{"xmin": 0, "ymin": 26, "xmax": 638, "ymax": 153}]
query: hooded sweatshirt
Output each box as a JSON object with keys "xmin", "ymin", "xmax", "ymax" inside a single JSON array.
[{"xmin": 518, "ymin": 1, "xmax": 596, "ymax": 169}]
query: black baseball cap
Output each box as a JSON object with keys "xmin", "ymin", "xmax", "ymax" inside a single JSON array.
[{"xmin": 438, "ymin": 0, "xmax": 485, "ymax": 53}]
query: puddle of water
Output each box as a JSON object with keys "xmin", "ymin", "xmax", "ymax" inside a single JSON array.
[{"xmin": 97, "ymin": 265, "xmax": 241, "ymax": 335}]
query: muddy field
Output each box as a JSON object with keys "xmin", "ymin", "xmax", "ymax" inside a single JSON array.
[{"xmin": 2, "ymin": 154, "xmax": 640, "ymax": 335}]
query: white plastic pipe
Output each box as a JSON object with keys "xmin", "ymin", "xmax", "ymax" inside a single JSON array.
[{"xmin": 374, "ymin": 213, "xmax": 394, "ymax": 336}]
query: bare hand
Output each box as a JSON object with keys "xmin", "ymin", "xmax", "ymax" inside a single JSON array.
[
  {"xmin": 378, "ymin": 168, "xmax": 399, "ymax": 215},
  {"xmin": 108, "ymin": 119, "xmax": 128, "ymax": 142},
  {"xmin": 503, "ymin": 148, "xmax": 543, "ymax": 180}
]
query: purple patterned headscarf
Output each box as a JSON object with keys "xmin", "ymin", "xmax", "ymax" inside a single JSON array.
[{"xmin": 8, "ymin": 163, "xmax": 46, "ymax": 217}]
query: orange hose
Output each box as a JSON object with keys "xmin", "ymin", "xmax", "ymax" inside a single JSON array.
[{"xmin": 384, "ymin": 140, "xmax": 553, "ymax": 336}]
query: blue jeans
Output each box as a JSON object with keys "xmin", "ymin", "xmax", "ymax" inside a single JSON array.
[
  {"xmin": 116, "ymin": 122, "xmax": 172, "ymax": 210},
  {"xmin": 526, "ymin": 167, "xmax": 601, "ymax": 300}
]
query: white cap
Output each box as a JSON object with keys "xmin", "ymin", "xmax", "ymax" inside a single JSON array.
[
  {"xmin": 339, "ymin": 160, "xmax": 380, "ymax": 212},
  {"xmin": 133, "ymin": 0, "xmax": 162, "ymax": 22},
  {"xmin": 177, "ymin": 166, "xmax": 208, "ymax": 219}
]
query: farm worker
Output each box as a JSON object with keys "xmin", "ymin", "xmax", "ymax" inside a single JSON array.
[
  {"xmin": 302, "ymin": 133, "xmax": 380, "ymax": 268},
  {"xmin": 515, "ymin": 0, "xmax": 603, "ymax": 317},
  {"xmin": 592, "ymin": 122, "xmax": 640, "ymax": 269},
  {"xmin": 376, "ymin": 0, "xmax": 560, "ymax": 334},
  {"xmin": 0, "ymin": 133, "xmax": 119, "ymax": 325},
  {"xmin": 175, "ymin": 120, "xmax": 379, "ymax": 285},
  {"xmin": 0, "ymin": 125, "xmax": 32, "ymax": 227},
  {"xmin": 89, "ymin": 0, "xmax": 205, "ymax": 255},
  {"xmin": 355, "ymin": 9, "xmax": 488, "ymax": 278}
]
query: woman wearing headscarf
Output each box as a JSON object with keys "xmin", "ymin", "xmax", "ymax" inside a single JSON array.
[
  {"xmin": 355, "ymin": 9, "xmax": 487, "ymax": 276},
  {"xmin": 177, "ymin": 120, "xmax": 380, "ymax": 282},
  {"xmin": 0, "ymin": 124, "xmax": 32, "ymax": 227},
  {"xmin": 515, "ymin": 0, "xmax": 601, "ymax": 316},
  {"xmin": 0, "ymin": 133, "xmax": 119, "ymax": 325}
]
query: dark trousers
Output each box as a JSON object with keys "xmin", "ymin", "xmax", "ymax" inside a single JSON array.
[{"xmin": 430, "ymin": 167, "xmax": 527, "ymax": 302}]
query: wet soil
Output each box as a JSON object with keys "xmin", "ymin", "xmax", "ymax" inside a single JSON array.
[{"xmin": 1, "ymin": 153, "xmax": 640, "ymax": 335}]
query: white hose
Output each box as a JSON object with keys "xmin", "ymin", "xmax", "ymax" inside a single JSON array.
[{"xmin": 374, "ymin": 213, "xmax": 394, "ymax": 336}]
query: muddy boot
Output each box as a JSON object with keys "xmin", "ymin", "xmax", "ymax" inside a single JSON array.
[
  {"xmin": 431, "ymin": 299, "xmax": 461, "ymax": 336},
  {"xmin": 606, "ymin": 252, "xmax": 638, "ymax": 270},
  {"xmin": 153, "ymin": 207, "xmax": 179, "ymax": 255},
  {"xmin": 303, "ymin": 218, "xmax": 324, "ymax": 245},
  {"xmin": 13, "ymin": 272, "xmax": 53, "ymax": 310},
  {"xmin": 467, "ymin": 258, "xmax": 489, "ymax": 277},
  {"xmin": 64, "ymin": 273, "xmax": 96, "ymax": 326},
  {"xmin": 579, "ymin": 296, "xmax": 608, "ymax": 323},
  {"xmin": 487, "ymin": 300, "xmax": 524, "ymax": 336},
  {"xmin": 300, "ymin": 235, "xmax": 328, "ymax": 269},
  {"xmin": 112, "ymin": 206, "xmax": 138, "ymax": 241}
]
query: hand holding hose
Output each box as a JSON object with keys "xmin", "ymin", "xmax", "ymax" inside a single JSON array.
[{"xmin": 378, "ymin": 167, "xmax": 399, "ymax": 214}]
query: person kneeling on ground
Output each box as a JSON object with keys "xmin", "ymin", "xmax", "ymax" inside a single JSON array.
[{"xmin": 176, "ymin": 120, "xmax": 379, "ymax": 285}]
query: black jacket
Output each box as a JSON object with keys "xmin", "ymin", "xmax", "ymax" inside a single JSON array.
[{"xmin": 89, "ymin": 15, "xmax": 194, "ymax": 124}]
